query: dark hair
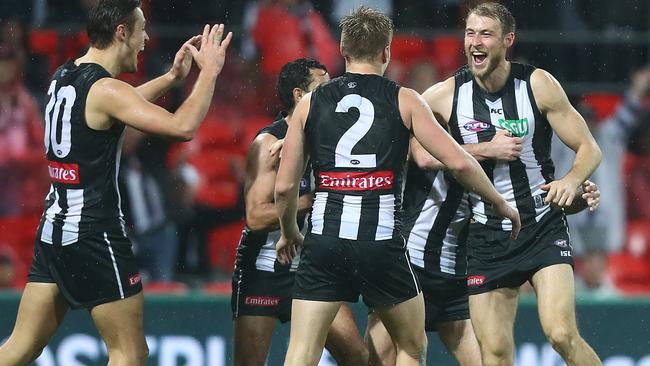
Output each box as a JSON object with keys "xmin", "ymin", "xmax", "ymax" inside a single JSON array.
[
  {"xmin": 276, "ymin": 58, "xmax": 327, "ymax": 111},
  {"xmin": 87, "ymin": 0, "xmax": 142, "ymax": 49},
  {"xmin": 467, "ymin": 2, "xmax": 516, "ymax": 36},
  {"xmin": 340, "ymin": 6, "xmax": 393, "ymax": 63}
]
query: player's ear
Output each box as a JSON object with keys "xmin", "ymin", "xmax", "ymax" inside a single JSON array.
[
  {"xmin": 504, "ymin": 32, "xmax": 515, "ymax": 48},
  {"xmin": 292, "ymin": 87, "xmax": 304, "ymax": 105},
  {"xmin": 116, "ymin": 24, "xmax": 128, "ymax": 43}
]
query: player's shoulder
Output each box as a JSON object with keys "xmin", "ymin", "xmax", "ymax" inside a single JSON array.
[
  {"xmin": 422, "ymin": 76, "xmax": 455, "ymax": 101},
  {"xmin": 528, "ymin": 66, "xmax": 563, "ymax": 94}
]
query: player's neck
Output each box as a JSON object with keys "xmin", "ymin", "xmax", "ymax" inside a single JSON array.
[
  {"xmin": 345, "ymin": 61, "xmax": 384, "ymax": 76},
  {"xmin": 475, "ymin": 60, "xmax": 511, "ymax": 93},
  {"xmin": 75, "ymin": 47, "xmax": 121, "ymax": 77}
]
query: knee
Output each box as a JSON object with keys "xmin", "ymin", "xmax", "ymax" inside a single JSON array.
[
  {"xmin": 478, "ymin": 335, "xmax": 513, "ymax": 365},
  {"xmin": 397, "ymin": 332, "xmax": 427, "ymax": 362},
  {"xmin": 0, "ymin": 338, "xmax": 47, "ymax": 365},
  {"xmin": 336, "ymin": 346, "xmax": 369, "ymax": 366},
  {"xmin": 109, "ymin": 343, "xmax": 149, "ymax": 366},
  {"xmin": 546, "ymin": 325, "xmax": 579, "ymax": 353}
]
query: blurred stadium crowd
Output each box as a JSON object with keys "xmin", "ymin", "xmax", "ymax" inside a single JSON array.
[{"xmin": 0, "ymin": 0, "xmax": 649, "ymax": 296}]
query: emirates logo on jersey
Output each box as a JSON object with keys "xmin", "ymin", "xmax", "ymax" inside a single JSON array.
[
  {"xmin": 467, "ymin": 275, "xmax": 486, "ymax": 287},
  {"xmin": 48, "ymin": 161, "xmax": 80, "ymax": 184},
  {"xmin": 319, "ymin": 171, "xmax": 394, "ymax": 191},
  {"xmin": 244, "ymin": 296, "xmax": 280, "ymax": 307}
]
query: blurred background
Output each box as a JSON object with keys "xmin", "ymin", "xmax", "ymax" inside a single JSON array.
[
  {"xmin": 2, "ymin": 1, "xmax": 650, "ymax": 364},
  {"xmin": 1, "ymin": 0, "xmax": 650, "ymax": 297}
]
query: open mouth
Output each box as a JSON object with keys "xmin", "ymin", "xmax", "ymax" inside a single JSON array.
[{"xmin": 472, "ymin": 51, "xmax": 487, "ymax": 65}]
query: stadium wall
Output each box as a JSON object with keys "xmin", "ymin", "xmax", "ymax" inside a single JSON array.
[{"xmin": 0, "ymin": 292, "xmax": 648, "ymax": 365}]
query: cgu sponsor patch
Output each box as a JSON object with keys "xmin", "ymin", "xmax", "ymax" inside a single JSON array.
[
  {"xmin": 319, "ymin": 171, "xmax": 394, "ymax": 191},
  {"xmin": 498, "ymin": 118, "xmax": 529, "ymax": 137},
  {"xmin": 48, "ymin": 161, "xmax": 80, "ymax": 184}
]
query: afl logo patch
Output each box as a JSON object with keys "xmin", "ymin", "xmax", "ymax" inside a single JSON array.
[
  {"xmin": 553, "ymin": 239, "xmax": 568, "ymax": 248},
  {"xmin": 463, "ymin": 121, "xmax": 491, "ymax": 132}
]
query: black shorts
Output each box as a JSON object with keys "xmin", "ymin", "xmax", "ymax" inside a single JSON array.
[
  {"xmin": 28, "ymin": 229, "xmax": 143, "ymax": 309},
  {"xmin": 231, "ymin": 266, "xmax": 294, "ymax": 323},
  {"xmin": 413, "ymin": 266, "xmax": 469, "ymax": 331},
  {"xmin": 293, "ymin": 233, "xmax": 420, "ymax": 309},
  {"xmin": 466, "ymin": 208, "xmax": 573, "ymax": 295}
]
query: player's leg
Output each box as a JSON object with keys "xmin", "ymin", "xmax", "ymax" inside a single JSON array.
[
  {"xmin": 284, "ymin": 299, "xmax": 342, "ymax": 366},
  {"xmin": 90, "ymin": 292, "xmax": 148, "ymax": 366},
  {"xmin": 375, "ymin": 294, "xmax": 427, "ymax": 366},
  {"xmin": 436, "ymin": 319, "xmax": 482, "ymax": 366},
  {"xmin": 531, "ymin": 264, "xmax": 602, "ymax": 366},
  {"xmin": 233, "ymin": 316, "xmax": 277, "ymax": 366},
  {"xmin": 231, "ymin": 266, "xmax": 292, "ymax": 366},
  {"xmin": 324, "ymin": 303, "xmax": 369, "ymax": 366},
  {"xmin": 469, "ymin": 288, "xmax": 519, "ymax": 366},
  {"xmin": 365, "ymin": 311, "xmax": 397, "ymax": 366},
  {"xmin": 0, "ymin": 283, "xmax": 69, "ymax": 365}
]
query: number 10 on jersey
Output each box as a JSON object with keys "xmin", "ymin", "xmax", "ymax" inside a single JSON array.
[{"xmin": 44, "ymin": 80, "xmax": 77, "ymax": 158}]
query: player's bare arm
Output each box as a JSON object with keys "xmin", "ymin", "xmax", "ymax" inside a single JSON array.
[
  {"xmin": 275, "ymin": 93, "xmax": 311, "ymax": 264},
  {"xmin": 245, "ymin": 134, "xmax": 313, "ymax": 232},
  {"xmin": 401, "ymin": 87, "xmax": 521, "ymax": 238},
  {"xmin": 532, "ymin": 68, "xmax": 602, "ymax": 207},
  {"xmin": 422, "ymin": 77, "xmax": 522, "ymax": 162},
  {"xmin": 86, "ymin": 24, "xmax": 232, "ymax": 140},
  {"xmin": 135, "ymin": 35, "xmax": 201, "ymax": 102},
  {"xmin": 410, "ymin": 137, "xmax": 446, "ymax": 170}
]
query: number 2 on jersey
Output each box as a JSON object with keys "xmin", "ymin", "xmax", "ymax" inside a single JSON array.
[
  {"xmin": 44, "ymin": 80, "xmax": 76, "ymax": 158},
  {"xmin": 334, "ymin": 94, "xmax": 376, "ymax": 168}
]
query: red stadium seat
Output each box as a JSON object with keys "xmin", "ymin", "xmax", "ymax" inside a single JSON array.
[
  {"xmin": 390, "ymin": 34, "xmax": 428, "ymax": 66},
  {"xmin": 608, "ymin": 220, "xmax": 650, "ymax": 295},
  {"xmin": 430, "ymin": 35, "xmax": 464, "ymax": 78},
  {"xmin": 188, "ymin": 149, "xmax": 243, "ymax": 209},
  {"xmin": 581, "ymin": 93, "xmax": 622, "ymax": 121},
  {"xmin": 0, "ymin": 215, "xmax": 41, "ymax": 288},
  {"xmin": 29, "ymin": 29, "xmax": 60, "ymax": 74},
  {"xmin": 206, "ymin": 220, "xmax": 245, "ymax": 273}
]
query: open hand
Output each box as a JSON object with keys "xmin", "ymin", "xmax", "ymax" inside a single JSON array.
[
  {"xmin": 581, "ymin": 180, "xmax": 600, "ymax": 212},
  {"xmin": 493, "ymin": 200, "xmax": 521, "ymax": 239},
  {"xmin": 169, "ymin": 35, "xmax": 202, "ymax": 82},
  {"xmin": 186, "ymin": 24, "xmax": 233, "ymax": 77},
  {"xmin": 276, "ymin": 229, "xmax": 304, "ymax": 265}
]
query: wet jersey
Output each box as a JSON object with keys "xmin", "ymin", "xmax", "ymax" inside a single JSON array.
[
  {"xmin": 305, "ymin": 73, "xmax": 410, "ymax": 241},
  {"xmin": 449, "ymin": 63, "xmax": 555, "ymax": 231},
  {"xmin": 235, "ymin": 116, "xmax": 311, "ymax": 272},
  {"xmin": 38, "ymin": 61, "xmax": 126, "ymax": 246},
  {"xmin": 402, "ymin": 162, "xmax": 470, "ymax": 278}
]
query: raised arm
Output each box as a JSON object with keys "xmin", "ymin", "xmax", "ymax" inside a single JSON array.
[
  {"xmin": 401, "ymin": 87, "xmax": 521, "ymax": 238},
  {"xmin": 87, "ymin": 24, "xmax": 232, "ymax": 141},
  {"xmin": 245, "ymin": 133, "xmax": 313, "ymax": 232},
  {"xmin": 136, "ymin": 35, "xmax": 201, "ymax": 102},
  {"xmin": 531, "ymin": 68, "xmax": 602, "ymax": 207}
]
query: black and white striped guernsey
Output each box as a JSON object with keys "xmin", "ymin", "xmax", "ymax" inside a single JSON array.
[
  {"xmin": 305, "ymin": 73, "xmax": 411, "ymax": 241},
  {"xmin": 402, "ymin": 162, "xmax": 470, "ymax": 277},
  {"xmin": 234, "ymin": 116, "xmax": 310, "ymax": 272},
  {"xmin": 37, "ymin": 61, "xmax": 126, "ymax": 246},
  {"xmin": 449, "ymin": 63, "xmax": 555, "ymax": 231}
]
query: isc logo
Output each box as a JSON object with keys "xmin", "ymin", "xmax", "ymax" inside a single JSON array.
[{"xmin": 560, "ymin": 251, "xmax": 571, "ymax": 257}]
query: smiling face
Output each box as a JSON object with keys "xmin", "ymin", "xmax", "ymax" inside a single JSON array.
[
  {"xmin": 121, "ymin": 7, "xmax": 149, "ymax": 73},
  {"xmin": 464, "ymin": 13, "xmax": 513, "ymax": 80}
]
